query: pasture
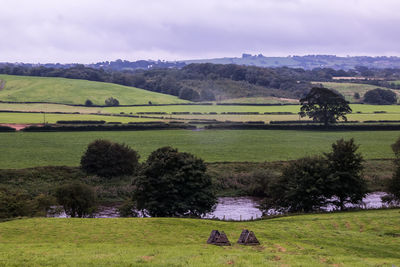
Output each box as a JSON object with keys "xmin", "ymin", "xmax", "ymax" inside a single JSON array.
[
  {"xmin": 1, "ymin": 210, "xmax": 399, "ymax": 266},
  {"xmin": 0, "ymin": 112, "xmax": 158, "ymax": 124},
  {"xmin": 0, "ymin": 130, "xmax": 398, "ymax": 169},
  {"xmin": 0, "ymin": 74, "xmax": 187, "ymax": 105}
]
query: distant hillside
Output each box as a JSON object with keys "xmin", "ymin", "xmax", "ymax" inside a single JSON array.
[
  {"xmin": 0, "ymin": 75, "xmax": 188, "ymax": 105},
  {"xmin": 184, "ymin": 54, "xmax": 400, "ymax": 70}
]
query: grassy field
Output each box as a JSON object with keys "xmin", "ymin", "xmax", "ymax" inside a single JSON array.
[
  {"xmin": 215, "ymin": 97, "xmax": 299, "ymax": 104},
  {"xmin": 0, "ymin": 103, "xmax": 399, "ymax": 115},
  {"xmin": 0, "ymin": 130, "xmax": 398, "ymax": 169},
  {"xmin": 1, "ymin": 210, "xmax": 399, "ymax": 266},
  {"xmin": 315, "ymin": 82, "xmax": 400, "ymax": 102},
  {"xmin": 0, "ymin": 74, "xmax": 188, "ymax": 105},
  {"xmin": 0, "ymin": 112, "xmax": 159, "ymax": 124}
]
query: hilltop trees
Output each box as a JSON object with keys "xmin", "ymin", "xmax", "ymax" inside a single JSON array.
[
  {"xmin": 299, "ymin": 87, "xmax": 352, "ymax": 126},
  {"xmin": 80, "ymin": 140, "xmax": 140, "ymax": 177},
  {"xmin": 133, "ymin": 147, "xmax": 216, "ymax": 217}
]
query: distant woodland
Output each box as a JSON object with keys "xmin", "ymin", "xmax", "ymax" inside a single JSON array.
[{"xmin": 1, "ymin": 61, "xmax": 400, "ymax": 102}]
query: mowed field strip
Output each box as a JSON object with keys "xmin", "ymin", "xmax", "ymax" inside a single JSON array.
[
  {"xmin": 0, "ymin": 210, "xmax": 399, "ymax": 266},
  {"xmin": 0, "ymin": 74, "xmax": 188, "ymax": 105},
  {"xmin": 0, "ymin": 130, "xmax": 398, "ymax": 168}
]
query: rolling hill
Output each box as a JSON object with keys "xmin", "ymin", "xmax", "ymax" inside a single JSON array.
[
  {"xmin": 313, "ymin": 82, "xmax": 400, "ymax": 103},
  {"xmin": 0, "ymin": 74, "xmax": 189, "ymax": 105}
]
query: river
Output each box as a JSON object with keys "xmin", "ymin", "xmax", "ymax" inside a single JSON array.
[{"xmin": 50, "ymin": 192, "xmax": 395, "ymax": 220}]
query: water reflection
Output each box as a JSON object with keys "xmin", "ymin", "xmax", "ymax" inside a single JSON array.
[{"xmin": 50, "ymin": 192, "xmax": 394, "ymax": 221}]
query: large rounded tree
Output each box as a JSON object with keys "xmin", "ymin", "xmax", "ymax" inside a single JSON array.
[
  {"xmin": 363, "ymin": 88, "xmax": 397, "ymax": 105},
  {"xmin": 299, "ymin": 87, "xmax": 352, "ymax": 126},
  {"xmin": 133, "ymin": 147, "xmax": 216, "ymax": 217},
  {"xmin": 80, "ymin": 139, "xmax": 140, "ymax": 177}
]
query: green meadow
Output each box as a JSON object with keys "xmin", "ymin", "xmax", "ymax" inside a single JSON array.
[
  {"xmin": 0, "ymin": 130, "xmax": 398, "ymax": 169},
  {"xmin": 0, "ymin": 74, "xmax": 188, "ymax": 105},
  {"xmin": 1, "ymin": 210, "xmax": 399, "ymax": 266}
]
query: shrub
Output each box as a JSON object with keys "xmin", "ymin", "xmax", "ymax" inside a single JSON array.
[
  {"xmin": 105, "ymin": 97, "xmax": 120, "ymax": 106},
  {"xmin": 382, "ymin": 137, "xmax": 400, "ymax": 205},
  {"xmin": 55, "ymin": 182, "xmax": 97, "ymax": 218},
  {"xmin": 85, "ymin": 99, "xmax": 93, "ymax": 106},
  {"xmin": 117, "ymin": 199, "xmax": 138, "ymax": 217},
  {"xmin": 363, "ymin": 88, "xmax": 397, "ymax": 105},
  {"xmin": 80, "ymin": 139, "xmax": 140, "ymax": 177},
  {"xmin": 0, "ymin": 188, "xmax": 55, "ymax": 219},
  {"xmin": 133, "ymin": 147, "xmax": 216, "ymax": 217}
]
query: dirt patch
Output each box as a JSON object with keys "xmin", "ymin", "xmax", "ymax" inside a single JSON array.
[
  {"xmin": 0, "ymin": 123, "xmax": 42, "ymax": 131},
  {"xmin": 141, "ymin": 256, "xmax": 154, "ymax": 262},
  {"xmin": 275, "ymin": 244, "xmax": 287, "ymax": 252}
]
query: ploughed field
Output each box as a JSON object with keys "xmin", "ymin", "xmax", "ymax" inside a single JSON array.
[
  {"xmin": 0, "ymin": 130, "xmax": 398, "ymax": 169},
  {"xmin": 1, "ymin": 209, "xmax": 399, "ymax": 266}
]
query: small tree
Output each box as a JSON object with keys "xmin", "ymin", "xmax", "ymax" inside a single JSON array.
[
  {"xmin": 324, "ymin": 138, "xmax": 367, "ymax": 210},
  {"xmin": 84, "ymin": 99, "xmax": 93, "ymax": 106},
  {"xmin": 261, "ymin": 156, "xmax": 330, "ymax": 213},
  {"xmin": 382, "ymin": 137, "xmax": 400, "ymax": 204},
  {"xmin": 80, "ymin": 139, "xmax": 140, "ymax": 177},
  {"xmin": 133, "ymin": 147, "xmax": 216, "ymax": 217},
  {"xmin": 55, "ymin": 182, "xmax": 97, "ymax": 218},
  {"xmin": 299, "ymin": 87, "xmax": 352, "ymax": 126},
  {"xmin": 105, "ymin": 97, "xmax": 120, "ymax": 106}
]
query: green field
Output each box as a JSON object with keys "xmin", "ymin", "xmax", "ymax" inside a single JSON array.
[
  {"xmin": 315, "ymin": 82, "xmax": 400, "ymax": 102},
  {"xmin": 0, "ymin": 130, "xmax": 398, "ymax": 169},
  {"xmin": 0, "ymin": 112, "xmax": 159, "ymax": 124},
  {"xmin": 0, "ymin": 74, "xmax": 188, "ymax": 105},
  {"xmin": 1, "ymin": 210, "xmax": 399, "ymax": 266}
]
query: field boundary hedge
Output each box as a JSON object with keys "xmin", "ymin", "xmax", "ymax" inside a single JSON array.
[
  {"xmin": 22, "ymin": 123, "xmax": 196, "ymax": 132},
  {"xmin": 0, "ymin": 125, "xmax": 16, "ymax": 132},
  {"xmin": 205, "ymin": 123, "xmax": 400, "ymax": 131}
]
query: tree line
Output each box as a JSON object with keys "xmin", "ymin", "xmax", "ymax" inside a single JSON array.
[{"xmin": 2, "ymin": 62, "xmax": 400, "ymax": 102}]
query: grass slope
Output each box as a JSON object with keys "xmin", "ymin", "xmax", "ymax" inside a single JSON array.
[
  {"xmin": 0, "ymin": 130, "xmax": 398, "ymax": 169},
  {"xmin": 315, "ymin": 82, "xmax": 400, "ymax": 102},
  {"xmin": 1, "ymin": 210, "xmax": 399, "ymax": 266},
  {"xmin": 0, "ymin": 74, "xmax": 188, "ymax": 105}
]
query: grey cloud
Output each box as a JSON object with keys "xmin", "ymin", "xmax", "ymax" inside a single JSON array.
[{"xmin": 1, "ymin": 0, "xmax": 400, "ymax": 63}]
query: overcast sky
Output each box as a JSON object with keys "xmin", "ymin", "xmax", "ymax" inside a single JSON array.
[{"xmin": 1, "ymin": 0, "xmax": 400, "ymax": 63}]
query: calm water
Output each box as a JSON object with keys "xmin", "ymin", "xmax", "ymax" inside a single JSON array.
[{"xmin": 50, "ymin": 192, "xmax": 392, "ymax": 221}]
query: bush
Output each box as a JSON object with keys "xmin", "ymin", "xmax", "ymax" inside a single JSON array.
[
  {"xmin": 85, "ymin": 99, "xmax": 93, "ymax": 106},
  {"xmin": 81, "ymin": 139, "xmax": 140, "ymax": 177},
  {"xmin": 261, "ymin": 156, "xmax": 330, "ymax": 213},
  {"xmin": 55, "ymin": 182, "xmax": 97, "ymax": 218},
  {"xmin": 133, "ymin": 147, "xmax": 216, "ymax": 217},
  {"xmin": 382, "ymin": 137, "xmax": 400, "ymax": 205},
  {"xmin": 117, "ymin": 199, "xmax": 139, "ymax": 217},
  {"xmin": 105, "ymin": 97, "xmax": 120, "ymax": 106},
  {"xmin": 0, "ymin": 188, "xmax": 55, "ymax": 219},
  {"xmin": 363, "ymin": 88, "xmax": 397, "ymax": 105}
]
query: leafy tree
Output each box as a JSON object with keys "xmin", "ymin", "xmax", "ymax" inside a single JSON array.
[
  {"xmin": 105, "ymin": 97, "xmax": 120, "ymax": 106},
  {"xmin": 55, "ymin": 182, "xmax": 97, "ymax": 218},
  {"xmin": 84, "ymin": 99, "xmax": 93, "ymax": 106},
  {"xmin": 299, "ymin": 87, "xmax": 352, "ymax": 126},
  {"xmin": 261, "ymin": 156, "xmax": 330, "ymax": 213},
  {"xmin": 80, "ymin": 139, "xmax": 140, "ymax": 177},
  {"xmin": 325, "ymin": 138, "xmax": 367, "ymax": 210},
  {"xmin": 133, "ymin": 147, "xmax": 216, "ymax": 217},
  {"xmin": 382, "ymin": 137, "xmax": 400, "ymax": 204},
  {"xmin": 353, "ymin": 92, "xmax": 360, "ymax": 100},
  {"xmin": 363, "ymin": 88, "xmax": 397, "ymax": 105}
]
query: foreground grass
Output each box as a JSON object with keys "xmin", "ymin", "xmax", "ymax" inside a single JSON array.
[
  {"xmin": 0, "ymin": 210, "xmax": 399, "ymax": 266},
  {"xmin": 0, "ymin": 130, "xmax": 398, "ymax": 168},
  {"xmin": 0, "ymin": 74, "xmax": 187, "ymax": 105}
]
